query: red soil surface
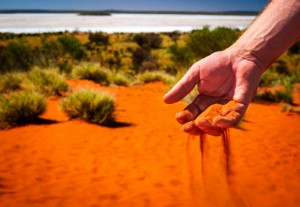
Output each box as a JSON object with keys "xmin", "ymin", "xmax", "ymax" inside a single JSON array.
[{"xmin": 1, "ymin": 80, "xmax": 300, "ymax": 207}]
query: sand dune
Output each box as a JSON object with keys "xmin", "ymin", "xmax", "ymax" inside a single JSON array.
[{"xmin": 0, "ymin": 80, "xmax": 300, "ymax": 207}]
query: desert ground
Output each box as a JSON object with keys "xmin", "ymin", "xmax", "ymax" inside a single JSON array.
[{"xmin": 1, "ymin": 80, "xmax": 300, "ymax": 207}]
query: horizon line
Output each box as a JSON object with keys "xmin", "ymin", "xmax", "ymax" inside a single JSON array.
[{"xmin": 0, "ymin": 9, "xmax": 259, "ymax": 14}]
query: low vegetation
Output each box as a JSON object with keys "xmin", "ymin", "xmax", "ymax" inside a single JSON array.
[
  {"xmin": 0, "ymin": 72, "xmax": 25, "ymax": 93},
  {"xmin": 0, "ymin": 27, "xmax": 299, "ymax": 129},
  {"xmin": 137, "ymin": 71, "xmax": 175, "ymax": 85},
  {"xmin": 61, "ymin": 89, "xmax": 115, "ymax": 125},
  {"xmin": 109, "ymin": 72, "xmax": 131, "ymax": 86},
  {"xmin": 72, "ymin": 63, "xmax": 111, "ymax": 86},
  {"xmin": 0, "ymin": 92, "xmax": 46, "ymax": 129},
  {"xmin": 27, "ymin": 67, "xmax": 69, "ymax": 96}
]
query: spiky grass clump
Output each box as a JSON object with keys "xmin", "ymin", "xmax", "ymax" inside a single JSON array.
[
  {"xmin": 72, "ymin": 63, "xmax": 111, "ymax": 86},
  {"xmin": 0, "ymin": 72, "xmax": 25, "ymax": 93},
  {"xmin": 0, "ymin": 92, "xmax": 46, "ymax": 129},
  {"xmin": 281, "ymin": 104, "xmax": 300, "ymax": 114},
  {"xmin": 137, "ymin": 71, "xmax": 175, "ymax": 85},
  {"xmin": 27, "ymin": 67, "xmax": 69, "ymax": 96},
  {"xmin": 109, "ymin": 73, "xmax": 131, "ymax": 86},
  {"xmin": 61, "ymin": 89, "xmax": 115, "ymax": 125},
  {"xmin": 254, "ymin": 77, "xmax": 293, "ymax": 104},
  {"xmin": 254, "ymin": 90, "xmax": 293, "ymax": 104}
]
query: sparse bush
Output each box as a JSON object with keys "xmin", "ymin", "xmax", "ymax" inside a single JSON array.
[
  {"xmin": 109, "ymin": 73, "xmax": 131, "ymax": 86},
  {"xmin": 187, "ymin": 26, "xmax": 239, "ymax": 58},
  {"xmin": 61, "ymin": 89, "xmax": 115, "ymax": 125},
  {"xmin": 133, "ymin": 33, "xmax": 162, "ymax": 49},
  {"xmin": 0, "ymin": 40, "xmax": 35, "ymax": 72},
  {"xmin": 254, "ymin": 89, "xmax": 293, "ymax": 104},
  {"xmin": 72, "ymin": 63, "xmax": 111, "ymax": 86},
  {"xmin": 0, "ymin": 92, "xmax": 46, "ymax": 129},
  {"xmin": 131, "ymin": 47, "xmax": 158, "ymax": 73},
  {"xmin": 256, "ymin": 74, "xmax": 294, "ymax": 104},
  {"xmin": 281, "ymin": 104, "xmax": 300, "ymax": 114},
  {"xmin": 132, "ymin": 47, "xmax": 151, "ymax": 65},
  {"xmin": 132, "ymin": 47, "xmax": 151, "ymax": 72},
  {"xmin": 141, "ymin": 60, "xmax": 158, "ymax": 71},
  {"xmin": 88, "ymin": 32, "xmax": 109, "ymax": 45},
  {"xmin": 259, "ymin": 69, "xmax": 283, "ymax": 87},
  {"xmin": 168, "ymin": 31, "xmax": 181, "ymax": 43},
  {"xmin": 27, "ymin": 67, "xmax": 69, "ymax": 96},
  {"xmin": 0, "ymin": 72, "xmax": 25, "ymax": 93},
  {"xmin": 168, "ymin": 44, "xmax": 193, "ymax": 68},
  {"xmin": 0, "ymin": 45, "xmax": 14, "ymax": 73},
  {"xmin": 279, "ymin": 54, "xmax": 300, "ymax": 79},
  {"xmin": 57, "ymin": 34, "xmax": 87, "ymax": 60},
  {"xmin": 137, "ymin": 71, "xmax": 175, "ymax": 85},
  {"xmin": 0, "ymin": 34, "xmax": 87, "ymax": 73}
]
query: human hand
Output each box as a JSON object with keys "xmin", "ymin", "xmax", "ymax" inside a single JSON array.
[{"xmin": 164, "ymin": 49, "xmax": 263, "ymax": 136}]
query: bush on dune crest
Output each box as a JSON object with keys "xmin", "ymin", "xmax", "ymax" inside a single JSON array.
[
  {"xmin": 0, "ymin": 92, "xmax": 46, "ymax": 129},
  {"xmin": 61, "ymin": 89, "xmax": 115, "ymax": 125},
  {"xmin": 72, "ymin": 63, "xmax": 111, "ymax": 86},
  {"xmin": 27, "ymin": 67, "xmax": 69, "ymax": 96},
  {"xmin": 0, "ymin": 72, "xmax": 25, "ymax": 93},
  {"xmin": 109, "ymin": 72, "xmax": 132, "ymax": 86},
  {"xmin": 137, "ymin": 71, "xmax": 175, "ymax": 85}
]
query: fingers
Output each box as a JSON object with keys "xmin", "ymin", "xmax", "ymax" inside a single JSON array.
[
  {"xmin": 195, "ymin": 117, "xmax": 223, "ymax": 136},
  {"xmin": 180, "ymin": 100, "xmax": 247, "ymax": 136},
  {"xmin": 176, "ymin": 102, "xmax": 201, "ymax": 124},
  {"xmin": 176, "ymin": 94, "xmax": 221, "ymax": 125},
  {"xmin": 213, "ymin": 101, "xmax": 246, "ymax": 128},
  {"xmin": 182, "ymin": 121, "xmax": 202, "ymax": 136},
  {"xmin": 213, "ymin": 111, "xmax": 242, "ymax": 128},
  {"xmin": 175, "ymin": 94, "xmax": 224, "ymax": 136},
  {"xmin": 164, "ymin": 63, "xmax": 199, "ymax": 104}
]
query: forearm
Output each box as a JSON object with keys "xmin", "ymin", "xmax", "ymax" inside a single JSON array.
[{"xmin": 229, "ymin": 0, "xmax": 300, "ymax": 73}]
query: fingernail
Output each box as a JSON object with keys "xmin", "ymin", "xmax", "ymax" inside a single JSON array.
[
  {"xmin": 183, "ymin": 124, "xmax": 193, "ymax": 131},
  {"xmin": 176, "ymin": 112, "xmax": 184, "ymax": 119}
]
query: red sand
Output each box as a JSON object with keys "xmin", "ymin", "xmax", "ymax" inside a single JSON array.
[{"xmin": 1, "ymin": 80, "xmax": 300, "ymax": 207}]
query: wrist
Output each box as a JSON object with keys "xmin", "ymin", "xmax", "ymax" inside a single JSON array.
[{"xmin": 226, "ymin": 42, "xmax": 268, "ymax": 75}]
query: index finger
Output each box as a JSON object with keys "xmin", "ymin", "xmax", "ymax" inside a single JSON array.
[{"xmin": 163, "ymin": 63, "xmax": 199, "ymax": 104}]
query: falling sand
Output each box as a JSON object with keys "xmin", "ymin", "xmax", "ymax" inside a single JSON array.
[
  {"xmin": 186, "ymin": 97, "xmax": 300, "ymax": 207},
  {"xmin": 1, "ymin": 81, "xmax": 300, "ymax": 207},
  {"xmin": 186, "ymin": 101, "xmax": 242, "ymax": 207}
]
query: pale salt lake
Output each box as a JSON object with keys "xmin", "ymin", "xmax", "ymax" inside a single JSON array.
[{"xmin": 0, "ymin": 13, "xmax": 256, "ymax": 33}]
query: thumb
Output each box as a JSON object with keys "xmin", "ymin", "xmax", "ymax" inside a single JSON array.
[{"xmin": 163, "ymin": 64, "xmax": 199, "ymax": 104}]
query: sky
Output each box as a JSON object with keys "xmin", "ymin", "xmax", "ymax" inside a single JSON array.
[{"xmin": 0, "ymin": 0, "xmax": 269, "ymax": 12}]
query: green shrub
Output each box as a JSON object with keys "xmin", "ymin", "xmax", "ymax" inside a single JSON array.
[
  {"xmin": 0, "ymin": 92, "xmax": 46, "ymax": 129},
  {"xmin": 39, "ymin": 36, "xmax": 78, "ymax": 72},
  {"xmin": 72, "ymin": 63, "xmax": 111, "ymax": 86},
  {"xmin": 254, "ymin": 89, "xmax": 293, "ymax": 104},
  {"xmin": 88, "ymin": 32, "xmax": 109, "ymax": 45},
  {"xmin": 27, "ymin": 67, "xmax": 69, "ymax": 96},
  {"xmin": 109, "ymin": 73, "xmax": 131, "ymax": 86},
  {"xmin": 168, "ymin": 44, "xmax": 193, "ymax": 68},
  {"xmin": 133, "ymin": 33, "xmax": 162, "ymax": 48},
  {"xmin": 0, "ymin": 45, "xmax": 14, "ymax": 73},
  {"xmin": 257, "ymin": 76, "xmax": 294, "ymax": 104},
  {"xmin": 0, "ymin": 72, "xmax": 25, "ymax": 93},
  {"xmin": 284, "ymin": 55, "xmax": 300, "ymax": 79},
  {"xmin": 259, "ymin": 69, "xmax": 282, "ymax": 87},
  {"xmin": 61, "ymin": 89, "xmax": 115, "ymax": 125},
  {"xmin": 131, "ymin": 47, "xmax": 151, "ymax": 72},
  {"xmin": 281, "ymin": 104, "xmax": 300, "ymax": 114},
  {"xmin": 187, "ymin": 26, "xmax": 239, "ymax": 59},
  {"xmin": 57, "ymin": 34, "xmax": 87, "ymax": 60},
  {"xmin": 0, "ymin": 40, "xmax": 35, "ymax": 72},
  {"xmin": 137, "ymin": 71, "xmax": 175, "ymax": 85}
]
